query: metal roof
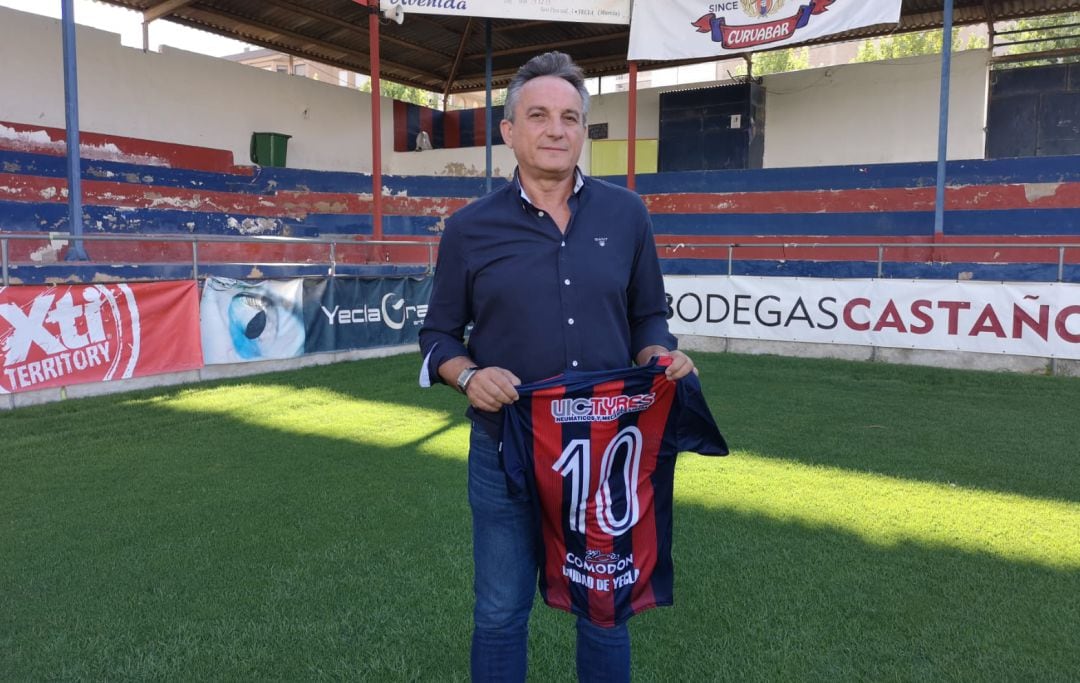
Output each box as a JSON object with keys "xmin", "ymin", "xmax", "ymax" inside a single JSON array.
[{"xmin": 95, "ymin": 1, "xmax": 1080, "ymax": 94}]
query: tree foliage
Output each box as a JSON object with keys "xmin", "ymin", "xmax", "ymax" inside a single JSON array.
[
  {"xmin": 751, "ymin": 47, "xmax": 811, "ymax": 75},
  {"xmin": 360, "ymin": 79, "xmax": 442, "ymax": 109},
  {"xmin": 996, "ymin": 12, "xmax": 1080, "ymax": 65},
  {"xmin": 854, "ymin": 29, "xmax": 987, "ymax": 62}
]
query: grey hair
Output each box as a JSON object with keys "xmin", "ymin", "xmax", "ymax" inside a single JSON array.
[{"xmin": 503, "ymin": 51, "xmax": 589, "ymax": 124}]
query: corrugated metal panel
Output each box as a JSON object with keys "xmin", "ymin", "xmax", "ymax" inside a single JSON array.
[{"xmin": 94, "ymin": 0, "xmax": 1080, "ymax": 93}]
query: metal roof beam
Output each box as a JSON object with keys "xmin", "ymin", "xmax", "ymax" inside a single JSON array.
[
  {"xmin": 184, "ymin": 6, "xmax": 359, "ymax": 56},
  {"xmin": 443, "ymin": 18, "xmax": 476, "ymax": 100},
  {"xmin": 167, "ymin": 19, "xmax": 440, "ymax": 90},
  {"xmin": 469, "ymin": 31, "xmax": 629, "ymax": 59},
  {"xmin": 260, "ymin": 0, "xmax": 451, "ymax": 61},
  {"xmin": 144, "ymin": 0, "xmax": 197, "ymax": 24},
  {"xmin": 991, "ymin": 45, "xmax": 1080, "ymax": 62},
  {"xmin": 178, "ymin": 6, "xmax": 426, "ymax": 76},
  {"xmin": 452, "ymin": 53, "xmax": 631, "ymax": 89},
  {"xmin": 260, "ymin": 0, "xmax": 367, "ymax": 33}
]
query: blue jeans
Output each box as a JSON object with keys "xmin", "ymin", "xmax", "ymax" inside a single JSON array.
[{"xmin": 468, "ymin": 423, "xmax": 630, "ymax": 683}]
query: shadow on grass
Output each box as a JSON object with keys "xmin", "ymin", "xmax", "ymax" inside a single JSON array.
[
  {"xmin": 633, "ymin": 496, "xmax": 1080, "ymax": 682},
  {"xmin": 687, "ymin": 351, "xmax": 1080, "ymax": 505},
  {"xmin": 183, "ymin": 351, "xmax": 1080, "ymax": 505},
  {"xmin": 89, "ymin": 350, "xmax": 1080, "ymax": 507},
  {"xmin": 1, "ymin": 352, "xmax": 1077, "ymax": 680}
]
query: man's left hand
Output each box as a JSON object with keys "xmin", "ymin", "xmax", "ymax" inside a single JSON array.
[
  {"xmin": 660, "ymin": 349, "xmax": 696, "ymax": 380},
  {"xmin": 636, "ymin": 346, "xmax": 697, "ymax": 380}
]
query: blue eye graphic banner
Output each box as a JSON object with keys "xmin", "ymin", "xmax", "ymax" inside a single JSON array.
[{"xmin": 200, "ymin": 277, "xmax": 306, "ymax": 364}]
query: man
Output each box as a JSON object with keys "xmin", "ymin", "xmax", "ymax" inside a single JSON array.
[{"xmin": 418, "ymin": 51, "xmax": 695, "ymax": 683}]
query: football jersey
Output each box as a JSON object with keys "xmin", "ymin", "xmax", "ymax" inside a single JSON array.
[{"xmin": 499, "ymin": 357, "xmax": 728, "ymax": 627}]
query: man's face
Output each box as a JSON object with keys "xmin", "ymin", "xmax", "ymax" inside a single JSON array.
[{"xmin": 501, "ymin": 75, "xmax": 586, "ymax": 183}]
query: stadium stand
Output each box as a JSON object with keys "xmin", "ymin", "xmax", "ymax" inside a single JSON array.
[{"xmin": 2, "ymin": 120, "xmax": 1079, "ymax": 285}]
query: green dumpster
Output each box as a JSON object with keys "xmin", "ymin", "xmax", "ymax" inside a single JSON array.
[{"xmin": 250, "ymin": 132, "xmax": 291, "ymax": 167}]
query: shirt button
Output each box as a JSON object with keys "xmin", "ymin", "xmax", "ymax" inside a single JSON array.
[
  {"xmin": 561, "ymin": 241, "xmax": 566, "ymax": 247},
  {"xmin": 568, "ymin": 318, "xmax": 575, "ymax": 325},
  {"xmin": 538, "ymin": 211, "xmax": 545, "ymax": 217},
  {"xmin": 572, "ymin": 360, "xmax": 579, "ymax": 367},
  {"xmin": 564, "ymin": 279, "xmax": 571, "ymax": 285}
]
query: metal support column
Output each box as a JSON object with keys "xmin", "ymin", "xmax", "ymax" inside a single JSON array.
[
  {"xmin": 627, "ymin": 61, "xmax": 638, "ymax": 191},
  {"xmin": 933, "ymin": 0, "xmax": 955, "ymax": 242},
  {"xmin": 485, "ymin": 19, "xmax": 493, "ymax": 193},
  {"xmin": 61, "ymin": 0, "xmax": 88, "ymax": 261},
  {"xmin": 368, "ymin": 0, "xmax": 384, "ymax": 240}
]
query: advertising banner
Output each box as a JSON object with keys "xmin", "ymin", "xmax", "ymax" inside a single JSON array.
[
  {"xmin": 377, "ymin": 0, "xmax": 631, "ymax": 24},
  {"xmin": 0, "ymin": 281, "xmax": 202, "ymax": 393},
  {"xmin": 629, "ymin": 0, "xmax": 902, "ymax": 60},
  {"xmin": 200, "ymin": 276, "xmax": 433, "ymax": 365},
  {"xmin": 303, "ymin": 277, "xmax": 432, "ymax": 353},
  {"xmin": 200, "ymin": 277, "xmax": 306, "ymax": 365},
  {"xmin": 664, "ymin": 276, "xmax": 1080, "ymax": 360}
]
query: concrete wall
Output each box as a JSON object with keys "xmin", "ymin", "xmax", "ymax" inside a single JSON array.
[
  {"xmin": 388, "ymin": 144, "xmax": 519, "ymax": 178},
  {"xmin": 2, "ymin": 6, "xmax": 990, "ymax": 177},
  {"xmin": 543, "ymin": 52, "xmax": 989, "ymax": 169},
  {"xmin": 2, "ymin": 8, "xmax": 383, "ymax": 173},
  {"xmin": 761, "ymin": 51, "xmax": 990, "ymax": 167}
]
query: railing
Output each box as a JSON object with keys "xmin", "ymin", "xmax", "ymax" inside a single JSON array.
[
  {"xmin": 655, "ymin": 241, "xmax": 1080, "ymax": 282},
  {"xmin": 0, "ymin": 233, "xmax": 438, "ymax": 286},
  {"xmin": 2, "ymin": 234, "xmax": 1079, "ymax": 286}
]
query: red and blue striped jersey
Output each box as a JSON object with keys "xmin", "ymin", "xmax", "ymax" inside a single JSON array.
[{"xmin": 500, "ymin": 358, "xmax": 728, "ymax": 627}]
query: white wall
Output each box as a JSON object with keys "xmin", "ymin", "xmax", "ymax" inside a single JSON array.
[
  {"xmin": 388, "ymin": 143, "xmax": 519, "ymax": 178},
  {"xmin": 1, "ymin": 6, "xmax": 991, "ymax": 177},
  {"xmin": 578, "ymin": 51, "xmax": 990, "ymax": 170},
  {"xmin": 761, "ymin": 51, "xmax": 990, "ymax": 167},
  {"xmin": 2, "ymin": 8, "xmax": 382, "ymax": 173}
]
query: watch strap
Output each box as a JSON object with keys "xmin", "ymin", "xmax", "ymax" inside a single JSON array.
[{"xmin": 456, "ymin": 366, "xmax": 479, "ymax": 393}]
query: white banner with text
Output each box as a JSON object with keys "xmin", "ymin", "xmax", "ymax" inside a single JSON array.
[
  {"xmin": 629, "ymin": 0, "xmax": 902, "ymax": 60},
  {"xmin": 663, "ymin": 276, "xmax": 1080, "ymax": 359},
  {"xmin": 378, "ymin": 0, "xmax": 630, "ymax": 24}
]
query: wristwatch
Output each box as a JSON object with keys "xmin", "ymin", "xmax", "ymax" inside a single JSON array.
[{"xmin": 456, "ymin": 366, "xmax": 480, "ymax": 393}]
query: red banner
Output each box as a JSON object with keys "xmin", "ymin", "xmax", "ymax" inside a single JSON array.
[{"xmin": 0, "ymin": 281, "xmax": 202, "ymax": 394}]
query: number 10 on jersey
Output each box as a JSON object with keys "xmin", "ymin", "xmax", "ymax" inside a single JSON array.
[{"xmin": 552, "ymin": 425, "xmax": 643, "ymax": 537}]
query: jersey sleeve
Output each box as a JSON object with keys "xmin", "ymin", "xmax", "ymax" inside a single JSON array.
[
  {"xmin": 499, "ymin": 403, "xmax": 532, "ymax": 501},
  {"xmin": 676, "ymin": 373, "xmax": 729, "ymax": 456}
]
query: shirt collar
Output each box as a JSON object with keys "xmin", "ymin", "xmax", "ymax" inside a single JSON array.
[{"xmin": 514, "ymin": 168, "xmax": 585, "ymax": 206}]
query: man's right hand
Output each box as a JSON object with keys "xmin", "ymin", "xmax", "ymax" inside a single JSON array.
[{"xmin": 465, "ymin": 367, "xmax": 521, "ymax": 412}]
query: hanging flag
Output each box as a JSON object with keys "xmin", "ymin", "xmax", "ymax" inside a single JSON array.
[{"xmin": 629, "ymin": 0, "xmax": 902, "ymax": 60}]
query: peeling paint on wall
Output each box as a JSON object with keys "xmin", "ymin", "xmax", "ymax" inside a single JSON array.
[
  {"xmin": 0, "ymin": 123, "xmax": 170, "ymax": 167},
  {"xmin": 226, "ymin": 217, "xmax": 281, "ymax": 234},
  {"xmin": 440, "ymin": 162, "xmax": 501, "ymax": 177},
  {"xmin": 28, "ymin": 243, "xmax": 63, "ymax": 263},
  {"xmin": 1023, "ymin": 183, "xmax": 1061, "ymax": 202}
]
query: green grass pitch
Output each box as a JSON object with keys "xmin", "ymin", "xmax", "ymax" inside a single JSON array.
[{"xmin": 1, "ymin": 352, "xmax": 1078, "ymax": 681}]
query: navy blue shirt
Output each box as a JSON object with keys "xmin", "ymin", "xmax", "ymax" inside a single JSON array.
[{"xmin": 419, "ymin": 171, "xmax": 677, "ymax": 432}]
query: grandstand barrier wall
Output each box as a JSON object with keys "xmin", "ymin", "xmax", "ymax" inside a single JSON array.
[{"xmin": 3, "ymin": 121, "xmax": 1080, "ymax": 284}]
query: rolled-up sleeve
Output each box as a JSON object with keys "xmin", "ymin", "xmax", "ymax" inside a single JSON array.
[
  {"xmin": 418, "ymin": 222, "xmax": 471, "ymax": 387},
  {"xmin": 627, "ymin": 211, "xmax": 677, "ymax": 358}
]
